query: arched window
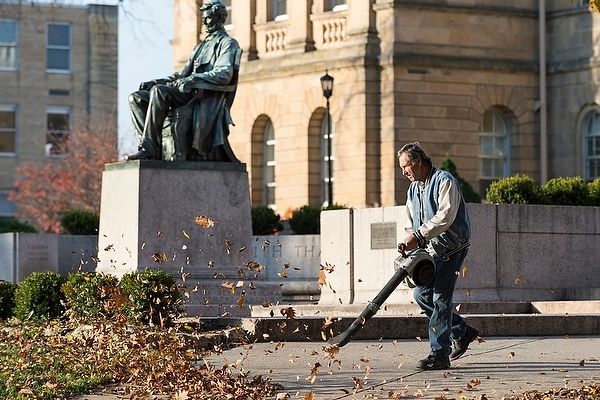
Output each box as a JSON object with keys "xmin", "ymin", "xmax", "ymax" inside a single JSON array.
[
  {"xmin": 264, "ymin": 120, "xmax": 276, "ymax": 208},
  {"xmin": 320, "ymin": 113, "xmax": 335, "ymax": 206},
  {"xmin": 583, "ymin": 111, "xmax": 600, "ymax": 181},
  {"xmin": 480, "ymin": 109, "xmax": 509, "ymax": 179}
]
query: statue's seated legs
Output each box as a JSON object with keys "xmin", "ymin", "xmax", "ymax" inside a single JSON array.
[{"xmin": 162, "ymin": 104, "xmax": 239, "ymax": 162}]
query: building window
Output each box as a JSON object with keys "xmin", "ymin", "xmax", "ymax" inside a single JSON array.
[
  {"xmin": 0, "ymin": 19, "xmax": 18, "ymax": 70},
  {"xmin": 326, "ymin": 0, "xmax": 348, "ymax": 12},
  {"xmin": 583, "ymin": 111, "xmax": 600, "ymax": 181},
  {"xmin": 0, "ymin": 191, "xmax": 15, "ymax": 217},
  {"xmin": 46, "ymin": 106, "xmax": 70, "ymax": 156},
  {"xmin": 320, "ymin": 114, "xmax": 335, "ymax": 206},
  {"xmin": 0, "ymin": 104, "xmax": 16, "ymax": 155},
  {"xmin": 269, "ymin": 0, "xmax": 288, "ymax": 21},
  {"xmin": 222, "ymin": 0, "xmax": 232, "ymax": 27},
  {"xmin": 479, "ymin": 109, "xmax": 509, "ymax": 179},
  {"xmin": 47, "ymin": 22, "xmax": 71, "ymax": 72},
  {"xmin": 264, "ymin": 120, "xmax": 276, "ymax": 208}
]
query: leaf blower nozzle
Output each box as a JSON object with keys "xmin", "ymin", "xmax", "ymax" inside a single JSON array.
[{"xmin": 328, "ymin": 248, "xmax": 435, "ymax": 348}]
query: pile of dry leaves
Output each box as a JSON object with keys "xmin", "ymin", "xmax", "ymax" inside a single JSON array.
[{"xmin": 0, "ymin": 319, "xmax": 281, "ymax": 399}]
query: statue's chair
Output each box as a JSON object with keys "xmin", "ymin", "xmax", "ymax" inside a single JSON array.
[{"xmin": 161, "ymin": 48, "xmax": 242, "ymax": 162}]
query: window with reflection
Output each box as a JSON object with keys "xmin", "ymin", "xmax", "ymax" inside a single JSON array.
[
  {"xmin": 47, "ymin": 22, "xmax": 71, "ymax": 72},
  {"xmin": 320, "ymin": 114, "xmax": 335, "ymax": 205},
  {"xmin": 583, "ymin": 111, "xmax": 600, "ymax": 181},
  {"xmin": 46, "ymin": 106, "xmax": 70, "ymax": 156},
  {"xmin": 264, "ymin": 120, "xmax": 276, "ymax": 207},
  {"xmin": 269, "ymin": 0, "xmax": 288, "ymax": 21},
  {"xmin": 325, "ymin": 0, "xmax": 347, "ymax": 11},
  {"xmin": 479, "ymin": 109, "xmax": 509, "ymax": 179},
  {"xmin": 0, "ymin": 104, "xmax": 16, "ymax": 155},
  {"xmin": 0, "ymin": 20, "xmax": 18, "ymax": 70}
]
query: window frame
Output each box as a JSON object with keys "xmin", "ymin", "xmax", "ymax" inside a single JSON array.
[
  {"xmin": 46, "ymin": 106, "xmax": 71, "ymax": 157},
  {"xmin": 0, "ymin": 104, "xmax": 17, "ymax": 156},
  {"xmin": 479, "ymin": 108, "xmax": 510, "ymax": 180},
  {"xmin": 0, "ymin": 19, "xmax": 18, "ymax": 71},
  {"xmin": 263, "ymin": 119, "xmax": 276, "ymax": 208},
  {"xmin": 270, "ymin": 0, "xmax": 288, "ymax": 22},
  {"xmin": 583, "ymin": 110, "xmax": 600, "ymax": 182},
  {"xmin": 326, "ymin": 0, "xmax": 348, "ymax": 12},
  {"xmin": 0, "ymin": 190, "xmax": 15, "ymax": 218},
  {"xmin": 46, "ymin": 22, "xmax": 72, "ymax": 73},
  {"xmin": 320, "ymin": 113, "xmax": 335, "ymax": 206},
  {"xmin": 221, "ymin": 0, "xmax": 233, "ymax": 29}
]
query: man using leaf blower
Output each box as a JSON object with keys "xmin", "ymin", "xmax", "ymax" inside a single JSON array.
[{"xmin": 397, "ymin": 142, "xmax": 479, "ymax": 370}]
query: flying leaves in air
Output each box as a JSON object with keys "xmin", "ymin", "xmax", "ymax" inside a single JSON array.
[
  {"xmin": 280, "ymin": 307, "xmax": 296, "ymax": 320},
  {"xmin": 194, "ymin": 215, "xmax": 216, "ymax": 228}
]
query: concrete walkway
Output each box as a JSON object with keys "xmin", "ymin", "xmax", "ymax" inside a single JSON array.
[
  {"xmin": 205, "ymin": 335, "xmax": 600, "ymax": 399},
  {"xmin": 74, "ymin": 308, "xmax": 600, "ymax": 399}
]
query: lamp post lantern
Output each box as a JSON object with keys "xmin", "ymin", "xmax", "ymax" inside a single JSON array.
[{"xmin": 320, "ymin": 71, "xmax": 334, "ymax": 206}]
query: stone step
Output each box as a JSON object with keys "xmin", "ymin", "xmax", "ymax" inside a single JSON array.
[
  {"xmin": 236, "ymin": 313, "xmax": 600, "ymax": 342},
  {"xmin": 249, "ymin": 301, "xmax": 534, "ymax": 318}
]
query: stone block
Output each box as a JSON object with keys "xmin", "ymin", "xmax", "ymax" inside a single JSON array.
[
  {"xmin": 319, "ymin": 209, "xmax": 352, "ymax": 305},
  {"xmin": 458, "ymin": 203, "xmax": 498, "ymax": 294},
  {"xmin": 0, "ymin": 233, "xmax": 59, "ymax": 284},
  {"xmin": 0, "ymin": 233, "xmax": 15, "ymax": 282},
  {"xmin": 252, "ymin": 234, "xmax": 321, "ymax": 302},
  {"xmin": 97, "ymin": 161, "xmax": 281, "ymax": 316},
  {"xmin": 58, "ymin": 235, "xmax": 99, "ymax": 276}
]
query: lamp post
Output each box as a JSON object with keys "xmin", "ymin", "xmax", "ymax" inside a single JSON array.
[{"xmin": 320, "ymin": 70, "xmax": 334, "ymax": 206}]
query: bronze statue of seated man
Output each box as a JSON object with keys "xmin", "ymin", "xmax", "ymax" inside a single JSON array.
[{"xmin": 126, "ymin": 0, "xmax": 240, "ymax": 162}]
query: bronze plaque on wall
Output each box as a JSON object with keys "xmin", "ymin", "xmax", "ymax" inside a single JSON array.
[{"xmin": 370, "ymin": 222, "xmax": 397, "ymax": 250}]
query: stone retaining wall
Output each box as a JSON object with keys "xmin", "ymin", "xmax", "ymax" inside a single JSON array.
[{"xmin": 318, "ymin": 204, "xmax": 600, "ymax": 306}]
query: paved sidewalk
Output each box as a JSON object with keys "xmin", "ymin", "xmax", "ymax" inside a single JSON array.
[{"xmin": 205, "ymin": 335, "xmax": 600, "ymax": 399}]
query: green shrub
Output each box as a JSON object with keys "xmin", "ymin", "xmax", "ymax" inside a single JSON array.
[
  {"xmin": 0, "ymin": 218, "xmax": 36, "ymax": 233},
  {"xmin": 62, "ymin": 272, "xmax": 120, "ymax": 322},
  {"xmin": 486, "ymin": 175, "xmax": 543, "ymax": 204},
  {"xmin": 0, "ymin": 280, "xmax": 16, "ymax": 319},
  {"xmin": 119, "ymin": 268, "xmax": 183, "ymax": 326},
  {"xmin": 251, "ymin": 205, "xmax": 283, "ymax": 235},
  {"xmin": 588, "ymin": 178, "xmax": 600, "ymax": 206},
  {"xmin": 541, "ymin": 177, "xmax": 589, "ymax": 206},
  {"xmin": 289, "ymin": 205, "xmax": 322, "ymax": 234},
  {"xmin": 288, "ymin": 204, "xmax": 349, "ymax": 234},
  {"xmin": 61, "ymin": 209, "xmax": 100, "ymax": 235},
  {"xmin": 439, "ymin": 156, "xmax": 481, "ymax": 203},
  {"xmin": 13, "ymin": 272, "xmax": 65, "ymax": 321}
]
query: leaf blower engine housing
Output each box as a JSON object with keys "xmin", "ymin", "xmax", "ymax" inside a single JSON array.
[{"xmin": 394, "ymin": 248, "xmax": 436, "ymax": 288}]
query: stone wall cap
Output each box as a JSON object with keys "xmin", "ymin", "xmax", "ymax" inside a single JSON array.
[{"xmin": 105, "ymin": 160, "xmax": 247, "ymax": 172}]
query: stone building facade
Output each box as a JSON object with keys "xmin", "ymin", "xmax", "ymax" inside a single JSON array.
[
  {"xmin": 171, "ymin": 0, "xmax": 599, "ymax": 212},
  {"xmin": 0, "ymin": 3, "xmax": 118, "ymax": 216}
]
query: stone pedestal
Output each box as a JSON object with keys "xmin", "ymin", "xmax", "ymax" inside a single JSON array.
[{"xmin": 97, "ymin": 160, "xmax": 281, "ymax": 316}]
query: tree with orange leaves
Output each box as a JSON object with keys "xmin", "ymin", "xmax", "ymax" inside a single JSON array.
[{"xmin": 9, "ymin": 118, "xmax": 118, "ymax": 233}]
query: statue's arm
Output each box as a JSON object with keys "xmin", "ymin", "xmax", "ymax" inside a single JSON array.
[{"xmin": 185, "ymin": 39, "xmax": 237, "ymax": 87}]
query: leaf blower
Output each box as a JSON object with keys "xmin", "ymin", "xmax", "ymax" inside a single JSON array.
[{"xmin": 328, "ymin": 246, "xmax": 436, "ymax": 347}]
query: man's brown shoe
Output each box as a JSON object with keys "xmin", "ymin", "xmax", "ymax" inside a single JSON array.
[
  {"xmin": 450, "ymin": 325, "xmax": 479, "ymax": 360},
  {"xmin": 416, "ymin": 355, "xmax": 450, "ymax": 370}
]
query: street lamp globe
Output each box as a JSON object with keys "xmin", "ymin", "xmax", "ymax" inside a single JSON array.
[{"xmin": 320, "ymin": 70, "xmax": 334, "ymax": 99}]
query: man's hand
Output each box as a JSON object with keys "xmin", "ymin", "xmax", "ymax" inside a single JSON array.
[
  {"xmin": 139, "ymin": 80, "xmax": 155, "ymax": 91},
  {"xmin": 398, "ymin": 234, "xmax": 419, "ymax": 255},
  {"xmin": 174, "ymin": 77, "xmax": 193, "ymax": 93}
]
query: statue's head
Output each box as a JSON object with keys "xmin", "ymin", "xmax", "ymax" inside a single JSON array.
[{"xmin": 200, "ymin": 1, "xmax": 227, "ymax": 33}]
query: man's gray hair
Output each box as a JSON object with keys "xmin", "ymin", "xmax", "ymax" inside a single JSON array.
[{"xmin": 397, "ymin": 142, "xmax": 433, "ymax": 167}]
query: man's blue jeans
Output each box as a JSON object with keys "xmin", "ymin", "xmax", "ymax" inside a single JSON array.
[{"xmin": 413, "ymin": 248, "xmax": 469, "ymax": 357}]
